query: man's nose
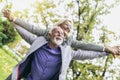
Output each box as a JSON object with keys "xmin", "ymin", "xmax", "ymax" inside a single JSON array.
[
  {"xmin": 58, "ymin": 33, "xmax": 64, "ymax": 38},
  {"xmin": 67, "ymin": 29, "xmax": 70, "ymax": 33}
]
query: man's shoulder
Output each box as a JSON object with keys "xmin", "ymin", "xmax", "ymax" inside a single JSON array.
[
  {"xmin": 37, "ymin": 36, "xmax": 46, "ymax": 40},
  {"xmin": 33, "ymin": 36, "xmax": 47, "ymax": 44},
  {"xmin": 29, "ymin": 36, "xmax": 48, "ymax": 53},
  {"xmin": 60, "ymin": 45, "xmax": 72, "ymax": 51}
]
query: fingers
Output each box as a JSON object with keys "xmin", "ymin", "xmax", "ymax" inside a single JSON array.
[
  {"xmin": 3, "ymin": 9, "xmax": 15, "ymax": 21},
  {"xmin": 117, "ymin": 47, "xmax": 120, "ymax": 55},
  {"xmin": 3, "ymin": 9, "xmax": 10, "ymax": 17},
  {"xmin": 111, "ymin": 46, "xmax": 120, "ymax": 55},
  {"xmin": 105, "ymin": 45, "xmax": 120, "ymax": 56}
]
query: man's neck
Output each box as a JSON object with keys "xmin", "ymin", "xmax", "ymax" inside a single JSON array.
[{"xmin": 48, "ymin": 42, "xmax": 59, "ymax": 49}]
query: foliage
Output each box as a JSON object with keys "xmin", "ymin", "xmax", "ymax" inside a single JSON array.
[
  {"xmin": 75, "ymin": 0, "xmax": 119, "ymax": 41},
  {"xmin": 69, "ymin": 60, "xmax": 104, "ymax": 80},
  {"xmin": 0, "ymin": 14, "xmax": 16, "ymax": 47},
  {"xmin": 32, "ymin": 0, "xmax": 56, "ymax": 27},
  {"xmin": 65, "ymin": 0, "xmax": 120, "ymax": 80}
]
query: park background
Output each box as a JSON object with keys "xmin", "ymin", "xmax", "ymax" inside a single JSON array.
[{"xmin": 0, "ymin": 0, "xmax": 120, "ymax": 80}]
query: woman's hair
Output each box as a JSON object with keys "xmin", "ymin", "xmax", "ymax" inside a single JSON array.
[{"xmin": 55, "ymin": 18, "xmax": 74, "ymax": 29}]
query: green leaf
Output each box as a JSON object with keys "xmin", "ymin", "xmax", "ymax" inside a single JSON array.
[{"xmin": 0, "ymin": 25, "xmax": 4, "ymax": 31}]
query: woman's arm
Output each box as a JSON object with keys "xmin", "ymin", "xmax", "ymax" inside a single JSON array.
[
  {"xmin": 3, "ymin": 9, "xmax": 48, "ymax": 37},
  {"xmin": 72, "ymin": 49, "xmax": 107, "ymax": 60},
  {"xmin": 71, "ymin": 39, "xmax": 104, "ymax": 52},
  {"xmin": 12, "ymin": 23, "xmax": 37, "ymax": 44},
  {"xmin": 14, "ymin": 18, "xmax": 48, "ymax": 37}
]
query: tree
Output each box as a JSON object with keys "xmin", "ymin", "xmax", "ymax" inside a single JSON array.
[{"xmin": 68, "ymin": 0, "xmax": 120, "ymax": 80}]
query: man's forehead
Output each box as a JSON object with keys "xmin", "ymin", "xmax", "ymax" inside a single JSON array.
[{"xmin": 53, "ymin": 27, "xmax": 63, "ymax": 32}]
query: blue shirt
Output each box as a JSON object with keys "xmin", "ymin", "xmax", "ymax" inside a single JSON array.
[{"xmin": 27, "ymin": 43, "xmax": 62, "ymax": 80}]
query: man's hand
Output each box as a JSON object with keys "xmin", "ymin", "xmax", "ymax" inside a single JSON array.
[
  {"xmin": 104, "ymin": 45, "xmax": 120, "ymax": 55},
  {"xmin": 3, "ymin": 9, "xmax": 15, "ymax": 21}
]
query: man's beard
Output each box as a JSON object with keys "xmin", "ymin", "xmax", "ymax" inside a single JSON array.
[{"xmin": 52, "ymin": 37, "xmax": 63, "ymax": 45}]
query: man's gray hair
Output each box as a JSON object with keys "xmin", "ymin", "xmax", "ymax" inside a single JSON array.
[{"xmin": 48, "ymin": 25, "xmax": 60, "ymax": 34}]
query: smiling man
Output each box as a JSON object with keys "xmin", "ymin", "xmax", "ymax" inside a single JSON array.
[
  {"xmin": 6, "ymin": 24, "xmax": 120, "ymax": 80},
  {"xmin": 7, "ymin": 26, "xmax": 65, "ymax": 80}
]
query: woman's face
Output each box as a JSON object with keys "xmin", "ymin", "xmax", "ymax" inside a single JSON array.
[{"xmin": 60, "ymin": 24, "xmax": 71, "ymax": 39}]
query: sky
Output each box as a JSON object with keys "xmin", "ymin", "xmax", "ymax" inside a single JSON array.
[
  {"xmin": 103, "ymin": 5, "xmax": 120, "ymax": 34},
  {"xmin": 102, "ymin": 5, "xmax": 120, "ymax": 45}
]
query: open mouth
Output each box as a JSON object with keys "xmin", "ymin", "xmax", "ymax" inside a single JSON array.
[{"xmin": 56, "ymin": 37, "xmax": 62, "ymax": 40}]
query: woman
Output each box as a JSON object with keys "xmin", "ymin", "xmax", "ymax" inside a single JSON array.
[{"xmin": 3, "ymin": 9, "xmax": 119, "ymax": 54}]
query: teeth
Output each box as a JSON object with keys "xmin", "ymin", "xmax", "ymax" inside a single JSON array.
[{"xmin": 56, "ymin": 37, "xmax": 62, "ymax": 40}]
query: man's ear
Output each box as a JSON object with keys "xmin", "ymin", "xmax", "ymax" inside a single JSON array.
[{"xmin": 48, "ymin": 33, "xmax": 51, "ymax": 39}]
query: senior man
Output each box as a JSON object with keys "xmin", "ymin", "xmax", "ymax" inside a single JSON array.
[{"xmin": 6, "ymin": 25, "xmax": 120, "ymax": 80}]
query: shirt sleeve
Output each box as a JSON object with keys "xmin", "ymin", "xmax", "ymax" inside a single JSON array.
[
  {"xmin": 71, "ymin": 39, "xmax": 104, "ymax": 52},
  {"xmin": 12, "ymin": 23, "xmax": 37, "ymax": 44},
  {"xmin": 14, "ymin": 18, "xmax": 48, "ymax": 37},
  {"xmin": 72, "ymin": 49, "xmax": 107, "ymax": 60}
]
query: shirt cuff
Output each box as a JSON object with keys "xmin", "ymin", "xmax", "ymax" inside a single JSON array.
[{"xmin": 105, "ymin": 52, "xmax": 109, "ymax": 56}]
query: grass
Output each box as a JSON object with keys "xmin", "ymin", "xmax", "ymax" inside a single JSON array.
[
  {"xmin": 0, "ymin": 34, "xmax": 24, "ymax": 80},
  {"xmin": 0, "ymin": 47, "xmax": 18, "ymax": 80},
  {"xmin": 0, "ymin": 27, "xmax": 25, "ymax": 80}
]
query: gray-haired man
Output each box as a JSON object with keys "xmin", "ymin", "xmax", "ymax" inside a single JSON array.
[{"xmin": 6, "ymin": 25, "xmax": 120, "ymax": 80}]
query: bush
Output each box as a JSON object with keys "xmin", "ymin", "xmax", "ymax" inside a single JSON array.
[{"xmin": 0, "ymin": 14, "xmax": 16, "ymax": 47}]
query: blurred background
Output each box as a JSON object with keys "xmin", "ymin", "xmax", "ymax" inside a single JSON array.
[{"xmin": 0, "ymin": 0, "xmax": 120, "ymax": 80}]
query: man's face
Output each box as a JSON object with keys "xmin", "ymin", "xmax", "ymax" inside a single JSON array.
[{"xmin": 50, "ymin": 27, "xmax": 64, "ymax": 45}]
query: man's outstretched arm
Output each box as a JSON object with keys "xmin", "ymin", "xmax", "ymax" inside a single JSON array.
[{"xmin": 3, "ymin": 9, "xmax": 48, "ymax": 37}]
